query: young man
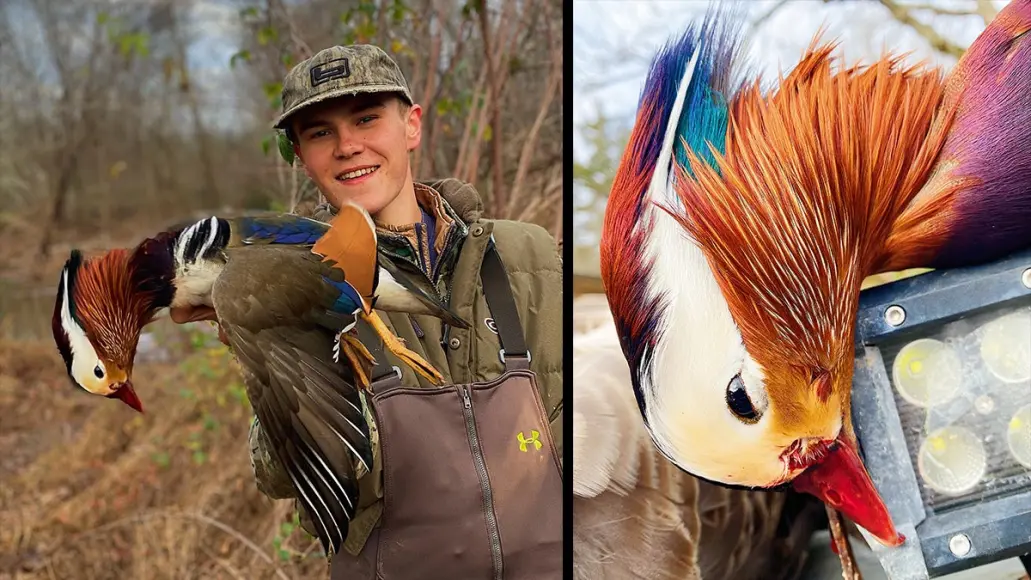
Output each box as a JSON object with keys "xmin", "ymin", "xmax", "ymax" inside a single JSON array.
[{"xmin": 193, "ymin": 45, "xmax": 563, "ymax": 577}]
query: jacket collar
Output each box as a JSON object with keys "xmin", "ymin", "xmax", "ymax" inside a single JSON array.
[{"xmin": 310, "ymin": 179, "xmax": 479, "ymax": 282}]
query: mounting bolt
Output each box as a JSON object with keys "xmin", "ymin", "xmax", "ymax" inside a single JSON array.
[
  {"xmin": 1022, "ymin": 268, "xmax": 1031, "ymax": 289},
  {"xmin": 949, "ymin": 533, "xmax": 972, "ymax": 557},
  {"xmin": 884, "ymin": 305, "xmax": 906, "ymax": 327},
  {"xmin": 974, "ymin": 395, "xmax": 995, "ymax": 415}
]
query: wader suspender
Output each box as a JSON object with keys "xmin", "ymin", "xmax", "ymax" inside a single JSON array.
[{"xmin": 359, "ymin": 239, "xmax": 528, "ymax": 388}]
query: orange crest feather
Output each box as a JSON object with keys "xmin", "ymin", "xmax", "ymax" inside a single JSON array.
[
  {"xmin": 74, "ymin": 249, "xmax": 151, "ymax": 368},
  {"xmin": 670, "ymin": 40, "xmax": 956, "ymax": 379}
]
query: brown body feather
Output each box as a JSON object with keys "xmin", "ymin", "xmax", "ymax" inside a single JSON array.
[
  {"xmin": 573, "ymin": 298, "xmax": 821, "ymax": 580},
  {"xmin": 670, "ymin": 40, "xmax": 958, "ymax": 433}
]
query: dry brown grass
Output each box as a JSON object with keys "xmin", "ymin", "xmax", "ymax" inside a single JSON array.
[{"xmin": 0, "ymin": 323, "xmax": 331, "ymax": 580}]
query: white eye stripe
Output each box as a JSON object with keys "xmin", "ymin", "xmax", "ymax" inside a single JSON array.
[{"xmin": 60, "ymin": 268, "xmax": 105, "ymax": 393}]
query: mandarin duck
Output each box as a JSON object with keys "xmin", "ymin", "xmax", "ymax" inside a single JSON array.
[
  {"xmin": 599, "ymin": 2, "xmax": 1031, "ymax": 549},
  {"xmin": 51, "ymin": 202, "xmax": 469, "ymax": 555}
]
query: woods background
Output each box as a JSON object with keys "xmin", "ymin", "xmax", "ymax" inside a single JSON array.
[
  {"xmin": 1, "ymin": 0, "xmax": 563, "ymax": 273},
  {"xmin": 0, "ymin": 0, "xmax": 562, "ymax": 578}
]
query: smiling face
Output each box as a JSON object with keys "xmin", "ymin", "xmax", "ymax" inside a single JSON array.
[{"xmin": 290, "ymin": 93, "xmax": 423, "ymax": 223}]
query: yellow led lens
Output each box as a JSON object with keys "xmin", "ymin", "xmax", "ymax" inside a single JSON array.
[
  {"xmin": 917, "ymin": 426, "xmax": 987, "ymax": 496},
  {"xmin": 1007, "ymin": 405, "xmax": 1031, "ymax": 469},
  {"xmin": 979, "ymin": 310, "xmax": 1031, "ymax": 384},
  {"xmin": 892, "ymin": 339, "xmax": 962, "ymax": 408}
]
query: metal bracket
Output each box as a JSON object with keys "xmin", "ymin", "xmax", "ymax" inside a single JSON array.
[{"xmin": 499, "ymin": 349, "xmax": 532, "ymax": 364}]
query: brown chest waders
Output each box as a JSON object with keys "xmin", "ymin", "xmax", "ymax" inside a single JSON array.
[{"xmin": 330, "ymin": 241, "xmax": 563, "ymax": 579}]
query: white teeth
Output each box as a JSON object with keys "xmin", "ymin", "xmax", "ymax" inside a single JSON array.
[{"xmin": 340, "ymin": 166, "xmax": 378, "ymax": 180}]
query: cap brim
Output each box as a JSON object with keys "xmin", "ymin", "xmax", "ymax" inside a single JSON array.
[{"xmin": 272, "ymin": 84, "xmax": 413, "ymax": 130}]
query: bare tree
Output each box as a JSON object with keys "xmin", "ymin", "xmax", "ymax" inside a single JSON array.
[{"xmin": 0, "ymin": 0, "xmax": 562, "ymax": 266}]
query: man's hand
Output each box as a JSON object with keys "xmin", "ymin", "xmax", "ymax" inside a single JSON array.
[{"xmin": 169, "ymin": 305, "xmax": 230, "ymax": 346}]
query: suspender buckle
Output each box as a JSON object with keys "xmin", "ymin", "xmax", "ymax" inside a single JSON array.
[
  {"xmin": 373, "ymin": 365, "xmax": 402, "ymax": 382},
  {"xmin": 499, "ymin": 349, "xmax": 531, "ymax": 364}
]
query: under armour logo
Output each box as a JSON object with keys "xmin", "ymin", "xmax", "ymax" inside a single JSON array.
[
  {"xmin": 310, "ymin": 57, "xmax": 351, "ymax": 87},
  {"xmin": 517, "ymin": 430, "xmax": 542, "ymax": 452},
  {"xmin": 485, "ymin": 317, "xmax": 498, "ymax": 334}
]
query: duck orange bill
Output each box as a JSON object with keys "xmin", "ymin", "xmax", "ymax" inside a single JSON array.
[
  {"xmin": 791, "ymin": 434, "xmax": 904, "ymax": 547},
  {"xmin": 108, "ymin": 382, "xmax": 144, "ymax": 414}
]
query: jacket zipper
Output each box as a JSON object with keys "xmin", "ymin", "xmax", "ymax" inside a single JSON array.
[{"xmin": 460, "ymin": 385, "xmax": 503, "ymax": 579}]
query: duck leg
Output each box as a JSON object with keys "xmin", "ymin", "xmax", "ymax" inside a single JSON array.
[
  {"xmin": 361, "ymin": 310, "xmax": 445, "ymax": 385},
  {"xmin": 827, "ymin": 506, "xmax": 862, "ymax": 580},
  {"xmin": 333, "ymin": 330, "xmax": 376, "ymax": 390}
]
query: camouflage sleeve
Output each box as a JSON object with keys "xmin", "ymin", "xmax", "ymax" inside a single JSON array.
[
  {"xmin": 248, "ymin": 415, "xmax": 319, "ymax": 537},
  {"xmin": 248, "ymin": 415, "xmax": 295, "ymax": 499}
]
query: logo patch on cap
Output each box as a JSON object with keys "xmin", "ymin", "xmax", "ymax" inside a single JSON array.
[{"xmin": 310, "ymin": 57, "xmax": 351, "ymax": 87}]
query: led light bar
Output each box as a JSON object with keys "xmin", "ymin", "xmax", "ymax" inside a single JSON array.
[{"xmin": 850, "ymin": 247, "xmax": 1031, "ymax": 579}]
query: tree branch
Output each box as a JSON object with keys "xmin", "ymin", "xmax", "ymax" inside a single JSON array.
[
  {"xmin": 506, "ymin": 0, "xmax": 560, "ymax": 218},
  {"xmin": 877, "ymin": 0, "xmax": 966, "ymax": 58},
  {"xmin": 477, "ymin": 0, "xmax": 504, "ymax": 216},
  {"xmin": 975, "ymin": 0, "xmax": 998, "ymax": 26},
  {"xmin": 750, "ymin": 0, "xmax": 792, "ymax": 34}
]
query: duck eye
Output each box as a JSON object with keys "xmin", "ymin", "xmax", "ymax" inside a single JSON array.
[
  {"xmin": 94, "ymin": 365, "xmax": 104, "ymax": 379},
  {"xmin": 726, "ymin": 374, "xmax": 759, "ymax": 423}
]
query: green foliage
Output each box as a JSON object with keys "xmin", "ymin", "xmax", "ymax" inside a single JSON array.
[
  {"xmin": 151, "ymin": 450, "xmax": 171, "ymax": 469},
  {"xmin": 257, "ymin": 26, "xmax": 279, "ymax": 47},
  {"xmin": 339, "ymin": 0, "xmax": 414, "ymax": 44},
  {"xmin": 508, "ymin": 56, "xmax": 524, "ymax": 75},
  {"xmin": 229, "ymin": 50, "xmax": 252, "ymax": 69},
  {"xmin": 144, "ymin": 324, "xmax": 254, "ymax": 470},
  {"xmin": 263, "ymin": 82, "xmax": 283, "ymax": 110},
  {"xmin": 227, "ymin": 383, "xmax": 249, "ymax": 406},
  {"xmin": 259, "ymin": 132, "xmax": 295, "ymax": 166},
  {"xmin": 97, "ymin": 12, "xmax": 150, "ymax": 59},
  {"xmin": 277, "ymin": 132, "xmax": 295, "ymax": 165},
  {"xmin": 573, "ymin": 109, "xmax": 630, "ymax": 246},
  {"xmin": 390, "ymin": 0, "xmax": 411, "ymax": 23},
  {"xmin": 271, "ymin": 511, "xmax": 316, "ymax": 562},
  {"xmin": 117, "ymin": 33, "xmax": 150, "ymax": 58},
  {"xmin": 340, "ymin": 0, "xmax": 378, "ymax": 25},
  {"xmin": 186, "ymin": 431, "xmax": 208, "ymax": 465},
  {"xmin": 435, "ymin": 97, "xmax": 458, "ymax": 116}
]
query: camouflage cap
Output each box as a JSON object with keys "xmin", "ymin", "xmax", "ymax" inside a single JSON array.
[{"xmin": 273, "ymin": 44, "xmax": 413, "ymax": 130}]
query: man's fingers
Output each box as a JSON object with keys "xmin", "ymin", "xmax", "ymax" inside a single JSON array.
[{"xmin": 169, "ymin": 305, "xmax": 218, "ymax": 324}]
